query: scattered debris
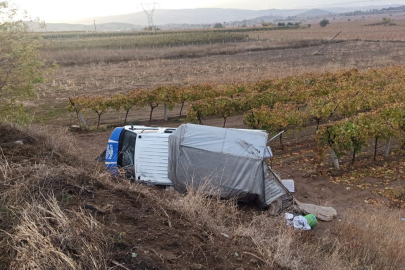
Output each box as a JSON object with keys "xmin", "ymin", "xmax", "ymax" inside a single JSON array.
[
  {"xmin": 304, "ymin": 214, "xmax": 318, "ymax": 228},
  {"xmin": 84, "ymin": 204, "xmax": 106, "ymax": 215},
  {"xmin": 220, "ymin": 233, "xmax": 230, "ymax": 238},
  {"xmin": 14, "ymin": 140, "xmax": 23, "ymax": 145},
  {"xmin": 282, "ymin": 179, "xmax": 295, "ymax": 193},
  {"xmin": 112, "ymin": 260, "xmax": 131, "ymax": 270},
  {"xmin": 68, "ymin": 125, "xmax": 82, "ymax": 132},
  {"xmin": 295, "ymin": 199, "xmax": 337, "ymax": 221},
  {"xmin": 285, "ymin": 212, "xmax": 311, "ymax": 230}
]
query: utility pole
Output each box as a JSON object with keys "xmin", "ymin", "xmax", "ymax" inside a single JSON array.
[
  {"xmin": 140, "ymin": 2, "xmax": 159, "ymax": 32},
  {"xmin": 94, "ymin": 20, "xmax": 97, "ymax": 32},
  {"xmin": 314, "ymin": 31, "xmax": 341, "ymax": 55}
]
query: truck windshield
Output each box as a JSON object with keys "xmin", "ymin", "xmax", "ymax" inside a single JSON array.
[{"xmin": 117, "ymin": 130, "xmax": 137, "ymax": 178}]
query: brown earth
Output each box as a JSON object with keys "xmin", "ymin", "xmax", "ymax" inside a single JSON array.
[
  {"xmin": 3, "ymin": 17, "xmax": 405, "ymax": 269},
  {"xmin": 71, "ymin": 116, "xmax": 403, "ymax": 235},
  {"xmin": 1, "ymin": 117, "xmax": 404, "ymax": 269},
  {"xmin": 0, "ymin": 124, "xmax": 267, "ymax": 270},
  {"xmin": 34, "ymin": 39, "xmax": 405, "ymax": 126}
]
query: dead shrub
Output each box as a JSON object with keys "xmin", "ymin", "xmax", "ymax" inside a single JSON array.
[
  {"xmin": 334, "ymin": 207, "xmax": 405, "ymax": 269},
  {"xmin": 0, "ymin": 123, "xmax": 111, "ymax": 269},
  {"xmin": 167, "ymin": 179, "xmax": 240, "ymax": 234},
  {"xmin": 2, "ymin": 123, "xmax": 405, "ymax": 269},
  {"xmin": 234, "ymin": 214, "xmax": 347, "ymax": 269},
  {"xmin": 7, "ymin": 196, "xmax": 109, "ymax": 270}
]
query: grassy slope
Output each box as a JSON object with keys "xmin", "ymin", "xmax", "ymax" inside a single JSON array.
[{"xmin": 0, "ymin": 123, "xmax": 404, "ymax": 269}]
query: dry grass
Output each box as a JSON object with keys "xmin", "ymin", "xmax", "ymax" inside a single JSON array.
[
  {"xmin": 334, "ymin": 208, "xmax": 405, "ymax": 268},
  {"xmin": 171, "ymin": 186, "xmax": 405, "ymax": 269},
  {"xmin": 0, "ymin": 123, "xmax": 110, "ymax": 270},
  {"xmin": 254, "ymin": 19, "xmax": 405, "ymax": 42},
  {"xmin": 42, "ymin": 39, "xmax": 329, "ymax": 66},
  {"xmin": 33, "ymin": 38, "xmax": 405, "ymax": 127},
  {"xmin": 41, "ymin": 19, "xmax": 405, "ymax": 67},
  {"xmin": 165, "ymin": 180, "xmax": 405, "ymax": 269},
  {"xmin": 167, "ymin": 180, "xmax": 240, "ymax": 234},
  {"xmin": 31, "ymin": 19, "xmax": 405, "ymax": 125},
  {"xmin": 1, "ymin": 122, "xmax": 404, "ymax": 269},
  {"xmin": 7, "ymin": 197, "xmax": 108, "ymax": 270}
]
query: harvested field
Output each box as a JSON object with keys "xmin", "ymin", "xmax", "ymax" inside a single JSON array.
[
  {"xmin": 33, "ymin": 39, "xmax": 405, "ymax": 125},
  {"xmin": 3, "ymin": 14, "xmax": 405, "ymax": 270}
]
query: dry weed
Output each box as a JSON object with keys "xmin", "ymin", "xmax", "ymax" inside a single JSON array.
[
  {"xmin": 166, "ymin": 181, "xmax": 404, "ymax": 269},
  {"xmin": 2, "ymin": 122, "xmax": 405, "ymax": 269},
  {"xmin": 167, "ymin": 179, "xmax": 240, "ymax": 234},
  {"xmin": 6, "ymin": 196, "xmax": 108, "ymax": 270},
  {"xmin": 0, "ymin": 123, "xmax": 111, "ymax": 269},
  {"xmin": 42, "ymin": 39, "xmax": 329, "ymax": 66},
  {"xmin": 334, "ymin": 207, "xmax": 405, "ymax": 269}
]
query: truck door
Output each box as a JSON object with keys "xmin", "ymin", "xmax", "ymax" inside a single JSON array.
[{"xmin": 117, "ymin": 130, "xmax": 137, "ymax": 178}]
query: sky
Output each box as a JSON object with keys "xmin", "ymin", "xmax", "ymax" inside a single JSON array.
[{"xmin": 10, "ymin": 0, "xmax": 405, "ymax": 23}]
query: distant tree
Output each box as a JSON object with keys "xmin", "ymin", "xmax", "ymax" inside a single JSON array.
[
  {"xmin": 308, "ymin": 24, "xmax": 312, "ymax": 28},
  {"xmin": 277, "ymin": 22, "xmax": 286, "ymax": 27},
  {"xmin": 320, "ymin": 19, "xmax": 330, "ymax": 27},
  {"xmin": 287, "ymin": 22, "xmax": 293, "ymax": 26},
  {"xmin": 213, "ymin": 23, "xmax": 224, "ymax": 28},
  {"xmin": 0, "ymin": 1, "xmax": 45, "ymax": 99},
  {"xmin": 382, "ymin": 17, "xmax": 394, "ymax": 25}
]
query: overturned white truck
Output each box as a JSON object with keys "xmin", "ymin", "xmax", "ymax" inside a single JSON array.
[{"xmin": 105, "ymin": 124, "xmax": 293, "ymax": 212}]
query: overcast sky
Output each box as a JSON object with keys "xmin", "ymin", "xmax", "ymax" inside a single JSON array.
[{"xmin": 11, "ymin": 0, "xmax": 405, "ymax": 23}]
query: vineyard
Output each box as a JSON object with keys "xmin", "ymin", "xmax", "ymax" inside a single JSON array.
[
  {"xmin": 69, "ymin": 66, "xmax": 405, "ymax": 169},
  {"xmin": 44, "ymin": 32, "xmax": 249, "ymax": 50},
  {"xmin": 40, "ymin": 25, "xmax": 300, "ymax": 40},
  {"xmin": 4, "ymin": 4, "xmax": 405, "ymax": 269}
]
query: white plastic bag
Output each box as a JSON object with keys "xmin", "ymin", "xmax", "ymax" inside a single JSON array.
[
  {"xmin": 285, "ymin": 212, "xmax": 311, "ymax": 230},
  {"xmin": 292, "ymin": 216, "xmax": 311, "ymax": 230}
]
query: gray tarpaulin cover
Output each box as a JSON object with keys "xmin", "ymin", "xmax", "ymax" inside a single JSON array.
[{"xmin": 168, "ymin": 124, "xmax": 292, "ymax": 209}]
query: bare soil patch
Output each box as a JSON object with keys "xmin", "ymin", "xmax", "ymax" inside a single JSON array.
[
  {"xmin": 34, "ymin": 39, "xmax": 405, "ymax": 126},
  {"xmin": 0, "ymin": 124, "xmax": 262, "ymax": 270}
]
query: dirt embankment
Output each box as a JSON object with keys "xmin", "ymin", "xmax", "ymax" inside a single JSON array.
[
  {"xmin": 0, "ymin": 124, "xmax": 262, "ymax": 270},
  {"xmin": 1, "ymin": 123, "xmax": 405, "ymax": 270}
]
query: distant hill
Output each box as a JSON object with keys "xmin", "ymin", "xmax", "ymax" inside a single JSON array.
[
  {"xmin": 27, "ymin": 22, "xmax": 142, "ymax": 32},
  {"xmin": 296, "ymin": 9, "xmax": 334, "ymax": 18},
  {"xmin": 327, "ymin": 4, "xmax": 403, "ymax": 13},
  {"xmin": 74, "ymin": 5, "xmax": 402, "ymax": 26},
  {"xmin": 29, "ymin": 5, "xmax": 404, "ymax": 32},
  {"xmin": 80, "ymin": 8, "xmax": 306, "ymax": 26}
]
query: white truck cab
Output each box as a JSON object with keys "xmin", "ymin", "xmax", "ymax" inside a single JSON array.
[{"xmin": 105, "ymin": 125, "xmax": 176, "ymax": 185}]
